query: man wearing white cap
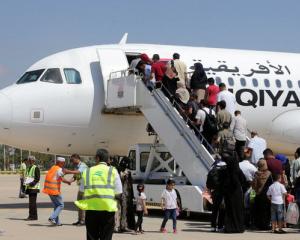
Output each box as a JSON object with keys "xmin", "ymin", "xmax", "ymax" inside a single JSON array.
[{"xmin": 43, "ymin": 157, "xmax": 72, "ymax": 226}]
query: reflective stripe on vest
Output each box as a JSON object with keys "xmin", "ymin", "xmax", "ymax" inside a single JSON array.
[
  {"xmin": 26, "ymin": 165, "xmax": 40, "ymax": 190},
  {"xmin": 43, "ymin": 165, "xmax": 62, "ymax": 195},
  {"xmin": 75, "ymin": 164, "xmax": 117, "ymax": 212},
  {"xmin": 84, "ymin": 166, "xmax": 114, "ymax": 190}
]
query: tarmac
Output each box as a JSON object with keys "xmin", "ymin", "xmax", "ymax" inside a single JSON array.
[{"xmin": 0, "ymin": 174, "xmax": 299, "ymax": 240}]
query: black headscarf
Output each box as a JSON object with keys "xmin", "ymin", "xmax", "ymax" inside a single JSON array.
[{"xmin": 190, "ymin": 62, "xmax": 207, "ymax": 90}]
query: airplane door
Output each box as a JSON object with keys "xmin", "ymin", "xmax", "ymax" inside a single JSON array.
[{"xmin": 96, "ymin": 48, "xmax": 129, "ymax": 101}]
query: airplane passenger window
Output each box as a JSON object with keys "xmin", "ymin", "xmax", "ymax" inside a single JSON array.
[
  {"xmin": 228, "ymin": 77, "xmax": 234, "ymax": 86},
  {"xmin": 40, "ymin": 68, "xmax": 63, "ymax": 84},
  {"xmin": 240, "ymin": 78, "xmax": 246, "ymax": 87},
  {"xmin": 64, "ymin": 68, "xmax": 82, "ymax": 84},
  {"xmin": 264, "ymin": 79, "xmax": 270, "ymax": 88},
  {"xmin": 275, "ymin": 79, "xmax": 281, "ymax": 88},
  {"xmin": 298, "ymin": 80, "xmax": 300, "ymax": 88},
  {"xmin": 252, "ymin": 78, "xmax": 258, "ymax": 87},
  {"xmin": 17, "ymin": 69, "xmax": 45, "ymax": 84},
  {"xmin": 287, "ymin": 80, "xmax": 293, "ymax": 88},
  {"xmin": 215, "ymin": 77, "xmax": 222, "ymax": 85}
]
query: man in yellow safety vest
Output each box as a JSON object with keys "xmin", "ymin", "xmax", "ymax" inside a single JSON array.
[
  {"xmin": 75, "ymin": 149, "xmax": 122, "ymax": 240},
  {"xmin": 24, "ymin": 156, "xmax": 40, "ymax": 220}
]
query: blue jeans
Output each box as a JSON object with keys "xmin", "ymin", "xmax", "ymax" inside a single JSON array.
[
  {"xmin": 161, "ymin": 209, "xmax": 177, "ymax": 230},
  {"xmin": 49, "ymin": 195, "xmax": 64, "ymax": 224},
  {"xmin": 271, "ymin": 203, "xmax": 284, "ymax": 222}
]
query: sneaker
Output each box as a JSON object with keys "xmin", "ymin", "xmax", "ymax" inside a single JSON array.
[
  {"xmin": 278, "ymin": 229, "xmax": 287, "ymax": 234},
  {"xmin": 210, "ymin": 227, "xmax": 217, "ymax": 232},
  {"xmin": 173, "ymin": 229, "xmax": 177, "ymax": 234},
  {"xmin": 160, "ymin": 228, "xmax": 167, "ymax": 233},
  {"xmin": 56, "ymin": 223, "xmax": 63, "ymax": 226},
  {"xmin": 48, "ymin": 218, "xmax": 56, "ymax": 225}
]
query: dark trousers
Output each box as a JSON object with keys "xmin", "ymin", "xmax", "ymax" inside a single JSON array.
[
  {"xmin": 19, "ymin": 178, "xmax": 25, "ymax": 197},
  {"xmin": 85, "ymin": 210, "xmax": 115, "ymax": 240},
  {"xmin": 235, "ymin": 140, "xmax": 246, "ymax": 161},
  {"xmin": 161, "ymin": 209, "xmax": 177, "ymax": 230},
  {"xmin": 29, "ymin": 192, "xmax": 38, "ymax": 219},
  {"xmin": 135, "ymin": 211, "xmax": 144, "ymax": 231},
  {"xmin": 211, "ymin": 191, "xmax": 225, "ymax": 229}
]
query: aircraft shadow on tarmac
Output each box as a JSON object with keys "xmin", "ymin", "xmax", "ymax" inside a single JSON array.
[{"xmin": 0, "ymin": 201, "xmax": 77, "ymax": 211}]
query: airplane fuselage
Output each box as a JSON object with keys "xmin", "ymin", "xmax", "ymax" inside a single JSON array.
[{"xmin": 0, "ymin": 43, "xmax": 299, "ymax": 156}]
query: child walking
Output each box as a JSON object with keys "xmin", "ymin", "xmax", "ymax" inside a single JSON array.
[
  {"xmin": 134, "ymin": 184, "xmax": 148, "ymax": 234},
  {"xmin": 267, "ymin": 173, "xmax": 287, "ymax": 234},
  {"xmin": 160, "ymin": 179, "xmax": 178, "ymax": 234}
]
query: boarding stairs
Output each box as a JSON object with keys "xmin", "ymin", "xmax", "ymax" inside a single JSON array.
[{"xmin": 104, "ymin": 70, "xmax": 215, "ymax": 189}]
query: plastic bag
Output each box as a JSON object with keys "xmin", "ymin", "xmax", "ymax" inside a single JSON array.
[
  {"xmin": 286, "ymin": 202, "xmax": 299, "ymax": 225},
  {"xmin": 176, "ymin": 208, "xmax": 180, "ymax": 217}
]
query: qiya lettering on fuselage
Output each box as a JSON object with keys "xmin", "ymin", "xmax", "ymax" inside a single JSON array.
[{"xmin": 230, "ymin": 88, "xmax": 300, "ymax": 108}]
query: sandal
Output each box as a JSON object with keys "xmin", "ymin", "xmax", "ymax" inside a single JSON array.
[{"xmin": 278, "ymin": 229, "xmax": 287, "ymax": 234}]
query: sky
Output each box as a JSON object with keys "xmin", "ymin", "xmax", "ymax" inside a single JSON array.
[{"xmin": 0, "ymin": 0, "xmax": 300, "ymax": 88}]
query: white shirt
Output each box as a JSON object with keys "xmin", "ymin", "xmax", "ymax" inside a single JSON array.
[
  {"xmin": 217, "ymin": 90, "xmax": 236, "ymax": 115},
  {"xmin": 136, "ymin": 192, "xmax": 147, "ymax": 211},
  {"xmin": 239, "ymin": 160, "xmax": 257, "ymax": 181},
  {"xmin": 247, "ymin": 136, "xmax": 267, "ymax": 165},
  {"xmin": 161, "ymin": 189, "xmax": 177, "ymax": 209},
  {"xmin": 77, "ymin": 162, "xmax": 88, "ymax": 192},
  {"xmin": 267, "ymin": 181, "xmax": 287, "ymax": 204},
  {"xmin": 56, "ymin": 167, "xmax": 64, "ymax": 180},
  {"xmin": 231, "ymin": 115, "xmax": 247, "ymax": 141},
  {"xmin": 195, "ymin": 107, "xmax": 215, "ymax": 132}
]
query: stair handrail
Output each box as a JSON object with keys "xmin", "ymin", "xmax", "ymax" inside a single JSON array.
[{"xmin": 153, "ymin": 83, "xmax": 216, "ymax": 155}]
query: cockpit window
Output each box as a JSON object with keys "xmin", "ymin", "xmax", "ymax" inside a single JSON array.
[
  {"xmin": 40, "ymin": 68, "xmax": 63, "ymax": 84},
  {"xmin": 64, "ymin": 68, "xmax": 82, "ymax": 84},
  {"xmin": 17, "ymin": 69, "xmax": 45, "ymax": 84}
]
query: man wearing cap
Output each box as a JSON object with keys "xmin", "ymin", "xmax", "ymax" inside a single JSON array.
[
  {"xmin": 75, "ymin": 149, "xmax": 122, "ymax": 240},
  {"xmin": 24, "ymin": 156, "xmax": 40, "ymax": 220},
  {"xmin": 43, "ymin": 157, "xmax": 72, "ymax": 226}
]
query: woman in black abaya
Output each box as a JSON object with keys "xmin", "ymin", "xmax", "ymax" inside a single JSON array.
[{"xmin": 222, "ymin": 152, "xmax": 246, "ymax": 233}]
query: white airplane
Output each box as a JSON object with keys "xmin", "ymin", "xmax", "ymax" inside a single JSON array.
[{"xmin": 0, "ymin": 34, "xmax": 299, "ymax": 156}]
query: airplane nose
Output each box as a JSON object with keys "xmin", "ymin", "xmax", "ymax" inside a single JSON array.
[{"xmin": 0, "ymin": 93, "xmax": 12, "ymax": 130}]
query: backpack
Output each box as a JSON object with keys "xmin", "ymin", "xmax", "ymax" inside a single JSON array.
[
  {"xmin": 203, "ymin": 109, "xmax": 218, "ymax": 135},
  {"xmin": 220, "ymin": 135, "xmax": 236, "ymax": 154},
  {"xmin": 189, "ymin": 101, "xmax": 199, "ymax": 121},
  {"xmin": 206, "ymin": 164, "xmax": 226, "ymax": 190}
]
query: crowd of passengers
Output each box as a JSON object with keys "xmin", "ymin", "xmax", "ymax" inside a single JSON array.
[
  {"xmin": 130, "ymin": 53, "xmax": 300, "ymax": 234},
  {"xmin": 129, "ymin": 52, "xmax": 239, "ymax": 154}
]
